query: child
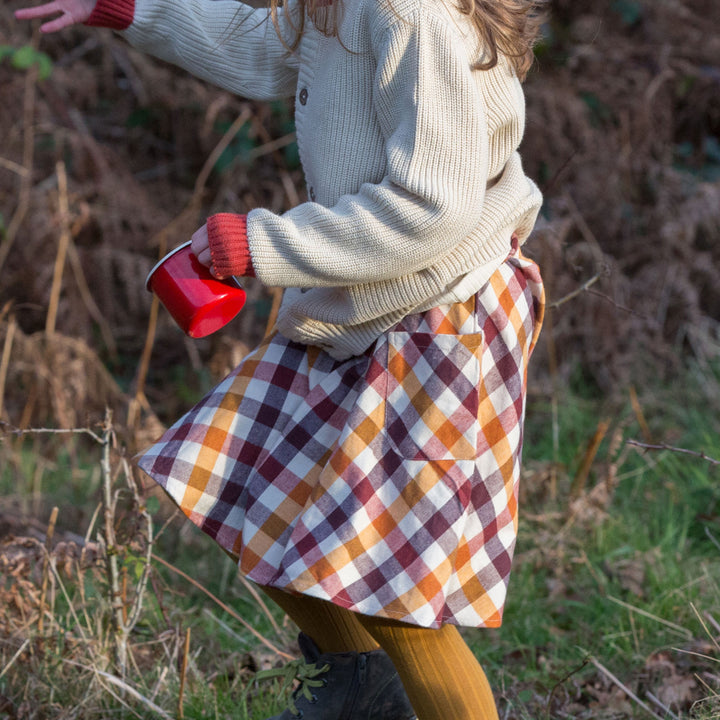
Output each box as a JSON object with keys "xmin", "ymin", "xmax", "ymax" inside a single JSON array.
[{"xmin": 15, "ymin": 0, "xmax": 546, "ymax": 716}]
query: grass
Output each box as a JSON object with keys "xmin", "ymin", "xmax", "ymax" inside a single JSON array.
[
  {"xmin": 473, "ymin": 374, "xmax": 720, "ymax": 719},
  {"xmin": 0, "ymin": 370, "xmax": 719, "ymax": 718}
]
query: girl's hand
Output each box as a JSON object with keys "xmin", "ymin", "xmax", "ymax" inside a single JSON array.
[
  {"xmin": 191, "ymin": 224, "xmax": 223, "ymax": 278},
  {"xmin": 14, "ymin": 0, "xmax": 96, "ymax": 33}
]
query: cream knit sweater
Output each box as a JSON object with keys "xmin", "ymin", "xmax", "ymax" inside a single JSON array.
[{"xmin": 100, "ymin": 0, "xmax": 542, "ymax": 358}]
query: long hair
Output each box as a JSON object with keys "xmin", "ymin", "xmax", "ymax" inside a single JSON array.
[
  {"xmin": 269, "ymin": 0, "xmax": 547, "ymax": 81},
  {"xmin": 459, "ymin": 0, "xmax": 547, "ymax": 80}
]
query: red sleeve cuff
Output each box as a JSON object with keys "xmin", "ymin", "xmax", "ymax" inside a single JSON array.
[
  {"xmin": 85, "ymin": 0, "xmax": 135, "ymax": 30},
  {"xmin": 207, "ymin": 213, "xmax": 256, "ymax": 278}
]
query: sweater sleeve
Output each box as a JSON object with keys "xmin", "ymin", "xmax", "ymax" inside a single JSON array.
[
  {"xmin": 244, "ymin": 10, "xmax": 490, "ymax": 289},
  {"xmin": 207, "ymin": 213, "xmax": 256, "ymax": 278},
  {"xmin": 87, "ymin": 0, "xmax": 300, "ymax": 101},
  {"xmin": 85, "ymin": 0, "xmax": 134, "ymax": 30}
]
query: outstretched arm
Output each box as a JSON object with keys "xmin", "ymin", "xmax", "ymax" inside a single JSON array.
[
  {"xmin": 14, "ymin": 0, "xmax": 95, "ymax": 32},
  {"xmin": 15, "ymin": 0, "xmax": 301, "ymax": 101}
]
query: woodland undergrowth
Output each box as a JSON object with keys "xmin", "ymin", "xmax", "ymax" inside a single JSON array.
[{"xmin": 0, "ymin": 0, "xmax": 719, "ymax": 717}]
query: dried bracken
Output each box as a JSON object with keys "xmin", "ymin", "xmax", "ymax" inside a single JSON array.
[{"xmin": 1, "ymin": 0, "xmax": 719, "ymax": 428}]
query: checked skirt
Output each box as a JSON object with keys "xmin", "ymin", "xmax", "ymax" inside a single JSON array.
[{"xmin": 136, "ymin": 253, "xmax": 544, "ymax": 629}]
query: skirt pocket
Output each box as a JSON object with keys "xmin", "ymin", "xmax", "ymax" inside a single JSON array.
[{"xmin": 383, "ymin": 330, "xmax": 483, "ymax": 461}]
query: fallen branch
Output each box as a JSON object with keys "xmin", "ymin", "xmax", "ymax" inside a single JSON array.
[
  {"xmin": 151, "ymin": 552, "xmax": 293, "ymax": 661},
  {"xmin": 645, "ymin": 691, "xmax": 681, "ymax": 720},
  {"xmin": 626, "ymin": 439, "xmax": 720, "ymax": 466},
  {"xmin": 587, "ymin": 656, "xmax": 663, "ymax": 720},
  {"xmin": 548, "ymin": 272, "xmax": 601, "ymax": 309},
  {"xmin": 0, "ymin": 420, "xmax": 103, "ymax": 444},
  {"xmin": 62, "ymin": 659, "xmax": 173, "ymax": 719},
  {"xmin": 607, "ymin": 595, "xmax": 693, "ymax": 639},
  {"xmin": 0, "ymin": 639, "xmax": 30, "ymax": 682}
]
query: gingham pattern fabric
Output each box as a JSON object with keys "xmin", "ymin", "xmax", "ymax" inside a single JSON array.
[{"xmin": 137, "ymin": 253, "xmax": 544, "ymax": 628}]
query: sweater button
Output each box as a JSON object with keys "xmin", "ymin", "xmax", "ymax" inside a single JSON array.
[
  {"xmin": 309, "ymin": 186, "xmax": 316, "ymax": 201},
  {"xmin": 299, "ymin": 88, "xmax": 308, "ymax": 105}
]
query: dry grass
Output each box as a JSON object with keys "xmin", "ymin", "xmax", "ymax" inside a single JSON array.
[{"xmin": 0, "ymin": 0, "xmax": 718, "ymax": 433}]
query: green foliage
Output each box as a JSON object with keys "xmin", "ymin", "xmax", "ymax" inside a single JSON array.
[
  {"xmin": 125, "ymin": 105, "xmax": 159, "ymax": 129},
  {"xmin": 579, "ymin": 91, "xmax": 615, "ymax": 127},
  {"xmin": 611, "ymin": 0, "xmax": 644, "ymax": 27},
  {"xmin": 675, "ymin": 136, "xmax": 720, "ymax": 182},
  {"xmin": 214, "ymin": 120, "xmax": 256, "ymax": 173},
  {"xmin": 2, "ymin": 369, "xmax": 719, "ymax": 718},
  {"xmin": 466, "ymin": 378, "xmax": 720, "ymax": 716},
  {"xmin": 211, "ymin": 102, "xmax": 299, "ymax": 177},
  {"xmin": 0, "ymin": 44, "xmax": 53, "ymax": 80}
]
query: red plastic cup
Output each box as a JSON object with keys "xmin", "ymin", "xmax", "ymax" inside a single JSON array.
[{"xmin": 146, "ymin": 241, "xmax": 247, "ymax": 338}]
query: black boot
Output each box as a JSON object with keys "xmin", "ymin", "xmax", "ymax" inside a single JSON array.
[{"xmin": 260, "ymin": 633, "xmax": 416, "ymax": 720}]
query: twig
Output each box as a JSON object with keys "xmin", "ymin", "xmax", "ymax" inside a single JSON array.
[
  {"xmin": 265, "ymin": 288, "xmax": 284, "ymax": 336},
  {"xmin": 193, "ymin": 108, "xmax": 252, "ymax": 204},
  {"xmin": 629, "ymin": 386, "xmax": 652, "ymax": 443},
  {"xmin": 66, "ymin": 238, "xmax": 117, "ymax": 356},
  {"xmin": 671, "ymin": 647, "xmax": 720, "ymax": 664},
  {"xmin": 570, "ymin": 418, "xmax": 610, "ymax": 498},
  {"xmin": 545, "ymin": 658, "xmax": 590, "ymax": 719},
  {"xmin": 203, "ymin": 607, "xmax": 252, "ymax": 647},
  {"xmin": 37, "ymin": 506, "xmax": 59, "ymax": 633},
  {"xmin": 121, "ymin": 457, "xmax": 154, "ymax": 634},
  {"xmin": 178, "ymin": 626, "xmax": 191, "ymax": 719},
  {"xmin": 693, "ymin": 672, "xmax": 719, "ymax": 700},
  {"xmin": 62, "ymin": 659, "xmax": 173, "ymax": 719},
  {"xmin": 97, "ymin": 409, "xmax": 129, "ymax": 674},
  {"xmin": 0, "ymin": 422, "xmax": 103, "ymax": 444},
  {"xmin": 645, "ymin": 691, "xmax": 682, "ymax": 720},
  {"xmin": 151, "ymin": 553, "xmax": 293, "ymax": 660},
  {"xmin": 690, "ymin": 602, "xmax": 720, "ymax": 653},
  {"xmin": 67, "ymin": 107, "xmax": 111, "ymax": 179},
  {"xmin": 587, "ymin": 656, "xmax": 663, "ymax": 719},
  {"xmin": 46, "ymin": 552, "xmax": 91, "ymax": 644},
  {"xmin": 585, "ymin": 287, "xmax": 650, "ymax": 319},
  {"xmin": 0, "ymin": 301, "xmax": 13, "ymax": 325},
  {"xmin": 235, "ymin": 572, "xmax": 284, "ymax": 638},
  {"xmin": 0, "ymin": 157, "xmax": 30, "ymax": 177},
  {"xmin": 626, "ymin": 439, "xmax": 720, "ymax": 466},
  {"xmin": 704, "ymin": 609, "xmax": 720, "ymax": 637},
  {"xmin": 279, "ymin": 169, "xmax": 300, "ymax": 208},
  {"xmin": 0, "ymin": 639, "xmax": 30, "ymax": 682},
  {"xmin": 0, "ymin": 315, "xmax": 17, "ymax": 421},
  {"xmin": 562, "ymin": 190, "xmax": 605, "ymax": 268},
  {"xmin": 129, "ymin": 261, "xmax": 163, "ymax": 432},
  {"xmin": 548, "ymin": 273, "xmax": 601, "ymax": 309},
  {"xmin": 606, "ymin": 596, "xmax": 693, "ymax": 638},
  {"xmin": 46, "ymin": 161, "xmax": 72, "ymax": 335},
  {"xmin": 247, "ymin": 132, "xmax": 297, "ymax": 161}
]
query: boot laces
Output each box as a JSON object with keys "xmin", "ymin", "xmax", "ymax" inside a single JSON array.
[{"xmin": 255, "ymin": 657, "xmax": 331, "ymax": 717}]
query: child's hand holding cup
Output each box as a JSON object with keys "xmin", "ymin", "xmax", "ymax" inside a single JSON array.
[{"xmin": 146, "ymin": 236, "xmax": 246, "ymax": 339}]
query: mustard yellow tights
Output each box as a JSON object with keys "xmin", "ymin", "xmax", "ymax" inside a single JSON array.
[{"xmin": 261, "ymin": 586, "xmax": 499, "ymax": 720}]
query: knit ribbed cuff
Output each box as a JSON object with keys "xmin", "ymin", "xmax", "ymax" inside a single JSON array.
[
  {"xmin": 207, "ymin": 213, "xmax": 256, "ymax": 278},
  {"xmin": 85, "ymin": 0, "xmax": 135, "ymax": 29}
]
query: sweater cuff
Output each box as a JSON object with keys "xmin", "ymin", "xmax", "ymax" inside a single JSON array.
[
  {"xmin": 85, "ymin": 0, "xmax": 135, "ymax": 30},
  {"xmin": 207, "ymin": 213, "xmax": 256, "ymax": 278}
]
